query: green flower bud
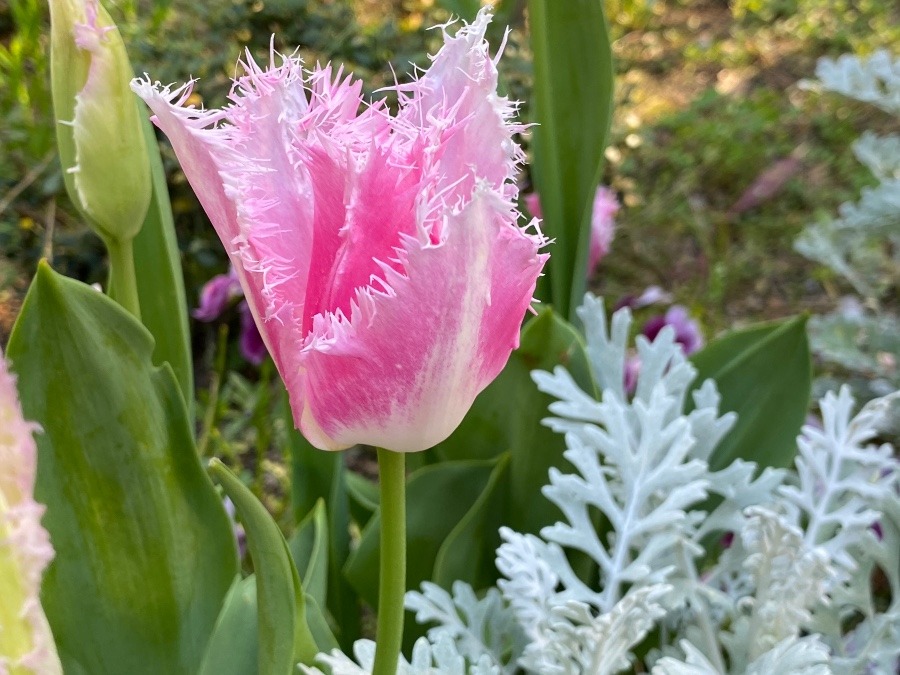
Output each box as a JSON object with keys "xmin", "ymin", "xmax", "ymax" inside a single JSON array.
[{"xmin": 49, "ymin": 0, "xmax": 150, "ymax": 244}]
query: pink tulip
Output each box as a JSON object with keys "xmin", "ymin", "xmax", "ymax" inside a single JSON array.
[
  {"xmin": 0, "ymin": 352, "xmax": 61, "ymax": 673},
  {"xmin": 132, "ymin": 9, "xmax": 548, "ymax": 452}
]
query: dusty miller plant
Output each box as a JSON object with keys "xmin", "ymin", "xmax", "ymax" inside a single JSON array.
[
  {"xmin": 391, "ymin": 296, "xmax": 899, "ymax": 675},
  {"xmin": 796, "ymin": 50, "xmax": 900, "ymax": 398}
]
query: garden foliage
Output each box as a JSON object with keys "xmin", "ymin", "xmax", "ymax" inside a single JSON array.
[
  {"xmin": 796, "ymin": 50, "xmax": 900, "ymax": 397},
  {"xmin": 372, "ymin": 297, "xmax": 900, "ymax": 675}
]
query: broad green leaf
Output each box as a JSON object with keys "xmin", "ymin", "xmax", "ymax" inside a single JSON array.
[
  {"xmin": 133, "ymin": 114, "xmax": 194, "ymax": 413},
  {"xmin": 209, "ymin": 459, "xmax": 318, "ymax": 673},
  {"xmin": 288, "ymin": 499, "xmax": 329, "ymax": 608},
  {"xmin": 198, "ymin": 579, "xmax": 337, "ymax": 675},
  {"xmin": 691, "ymin": 315, "xmax": 811, "ymax": 471},
  {"xmin": 343, "ymin": 458, "xmax": 497, "ymax": 608},
  {"xmin": 346, "ymin": 470, "xmax": 380, "ymax": 525},
  {"xmin": 528, "ymin": 0, "xmax": 614, "ymax": 319},
  {"xmin": 283, "ymin": 390, "xmax": 359, "ymax": 649},
  {"xmin": 198, "ymin": 577, "xmax": 259, "ymax": 675},
  {"xmin": 434, "ymin": 453, "xmax": 511, "ymax": 590},
  {"xmin": 304, "ymin": 593, "xmax": 339, "ymax": 654},
  {"xmin": 7, "ymin": 262, "xmax": 237, "ymax": 675}
]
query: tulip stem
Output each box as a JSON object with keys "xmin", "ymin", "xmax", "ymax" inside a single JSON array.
[
  {"xmin": 373, "ymin": 448, "xmax": 406, "ymax": 675},
  {"xmin": 106, "ymin": 238, "xmax": 141, "ymax": 320}
]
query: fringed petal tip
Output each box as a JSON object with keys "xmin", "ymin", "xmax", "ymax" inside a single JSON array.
[{"xmin": 72, "ymin": 0, "xmax": 116, "ymax": 53}]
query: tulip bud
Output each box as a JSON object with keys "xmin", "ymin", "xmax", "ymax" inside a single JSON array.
[
  {"xmin": 0, "ymin": 353, "xmax": 61, "ymax": 674},
  {"xmin": 49, "ymin": 0, "xmax": 150, "ymax": 244}
]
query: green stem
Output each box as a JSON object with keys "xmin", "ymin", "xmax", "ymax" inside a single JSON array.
[
  {"xmin": 106, "ymin": 237, "xmax": 141, "ymax": 320},
  {"xmin": 372, "ymin": 448, "xmax": 406, "ymax": 675}
]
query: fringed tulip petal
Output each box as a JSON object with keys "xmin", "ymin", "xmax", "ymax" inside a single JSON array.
[
  {"xmin": 133, "ymin": 8, "xmax": 548, "ymax": 452},
  {"xmin": 0, "ymin": 353, "xmax": 61, "ymax": 674},
  {"xmin": 298, "ymin": 189, "xmax": 547, "ymax": 451}
]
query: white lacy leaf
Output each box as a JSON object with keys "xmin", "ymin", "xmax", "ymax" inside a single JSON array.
[
  {"xmin": 654, "ymin": 635, "xmax": 832, "ymax": 675},
  {"xmin": 853, "ymin": 131, "xmax": 900, "ymax": 182},
  {"xmin": 831, "ymin": 609, "xmax": 900, "ymax": 675},
  {"xmin": 813, "ymin": 50, "xmax": 900, "ymax": 115},
  {"xmin": 719, "ymin": 507, "xmax": 832, "ymax": 667},
  {"xmin": 404, "ymin": 581, "xmax": 525, "ymax": 673},
  {"xmin": 496, "ymin": 296, "xmax": 742, "ymax": 673},
  {"xmin": 518, "ymin": 585, "xmax": 670, "ymax": 675},
  {"xmin": 300, "ymin": 634, "xmax": 502, "ymax": 675},
  {"xmin": 780, "ymin": 387, "xmax": 899, "ymax": 583}
]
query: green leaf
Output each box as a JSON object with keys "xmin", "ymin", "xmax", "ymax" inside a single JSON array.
[
  {"xmin": 6, "ymin": 262, "xmax": 237, "ymax": 675},
  {"xmin": 198, "ymin": 579, "xmax": 337, "ymax": 675},
  {"xmin": 209, "ymin": 459, "xmax": 319, "ymax": 673},
  {"xmin": 691, "ymin": 315, "xmax": 811, "ymax": 471},
  {"xmin": 199, "ymin": 577, "xmax": 259, "ymax": 675},
  {"xmin": 343, "ymin": 458, "xmax": 497, "ymax": 608},
  {"xmin": 346, "ymin": 471, "xmax": 380, "ymax": 526},
  {"xmin": 528, "ymin": 0, "xmax": 614, "ymax": 319},
  {"xmin": 283, "ymin": 389, "xmax": 359, "ymax": 649},
  {"xmin": 433, "ymin": 453, "xmax": 511, "ymax": 590},
  {"xmin": 304, "ymin": 593, "xmax": 339, "ymax": 655},
  {"xmin": 288, "ymin": 499, "xmax": 329, "ymax": 607},
  {"xmin": 133, "ymin": 114, "xmax": 194, "ymax": 413}
]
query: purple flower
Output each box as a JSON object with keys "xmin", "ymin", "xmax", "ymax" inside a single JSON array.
[
  {"xmin": 194, "ymin": 268, "xmax": 269, "ymax": 365},
  {"xmin": 238, "ymin": 303, "xmax": 267, "ymax": 366},
  {"xmin": 614, "ymin": 285, "xmax": 673, "ymax": 312},
  {"xmin": 642, "ymin": 305, "xmax": 704, "ymax": 355},
  {"xmin": 193, "ymin": 268, "xmax": 242, "ymax": 322}
]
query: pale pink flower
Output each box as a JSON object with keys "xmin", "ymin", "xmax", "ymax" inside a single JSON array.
[
  {"xmin": 588, "ymin": 186, "xmax": 618, "ymax": 273},
  {"xmin": 0, "ymin": 352, "xmax": 61, "ymax": 674},
  {"xmin": 524, "ymin": 185, "xmax": 618, "ymax": 277},
  {"xmin": 132, "ymin": 9, "xmax": 548, "ymax": 452}
]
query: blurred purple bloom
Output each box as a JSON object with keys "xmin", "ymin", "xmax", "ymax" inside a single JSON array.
[
  {"xmin": 239, "ymin": 304, "xmax": 268, "ymax": 366},
  {"xmin": 195, "ymin": 267, "xmax": 269, "ymax": 364},
  {"xmin": 642, "ymin": 305, "xmax": 704, "ymax": 355},
  {"xmin": 614, "ymin": 285, "xmax": 673, "ymax": 312},
  {"xmin": 624, "ymin": 354, "xmax": 641, "ymax": 395},
  {"xmin": 193, "ymin": 268, "xmax": 242, "ymax": 321}
]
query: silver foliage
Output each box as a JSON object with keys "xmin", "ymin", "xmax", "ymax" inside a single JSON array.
[{"xmin": 307, "ymin": 298, "xmax": 899, "ymax": 674}]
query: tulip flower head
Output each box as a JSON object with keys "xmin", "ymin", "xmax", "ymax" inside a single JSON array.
[
  {"xmin": 133, "ymin": 9, "xmax": 548, "ymax": 452},
  {"xmin": 0, "ymin": 354, "xmax": 61, "ymax": 674}
]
